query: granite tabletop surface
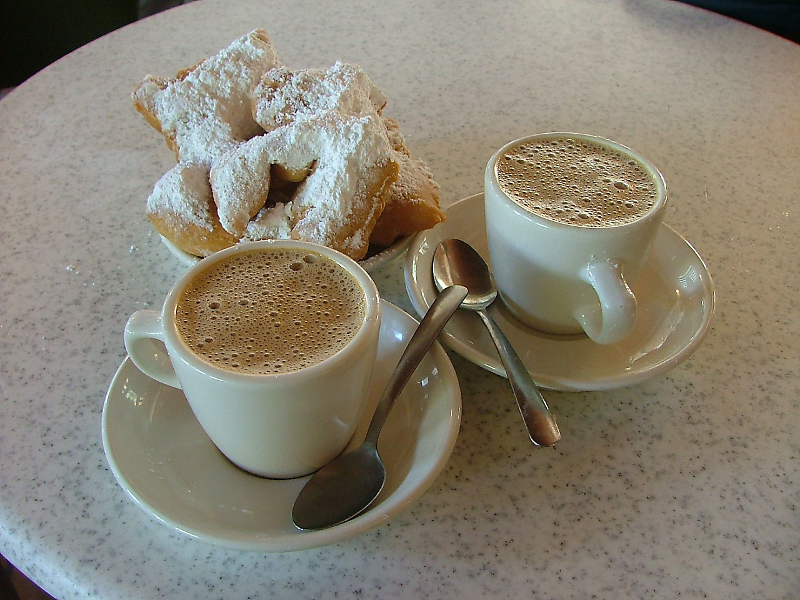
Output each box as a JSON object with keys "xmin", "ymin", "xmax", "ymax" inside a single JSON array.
[{"xmin": 0, "ymin": 0, "xmax": 798, "ymax": 598}]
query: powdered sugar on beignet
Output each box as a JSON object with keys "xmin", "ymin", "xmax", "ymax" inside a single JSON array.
[
  {"xmin": 252, "ymin": 62, "xmax": 387, "ymax": 131},
  {"xmin": 133, "ymin": 31, "xmax": 444, "ymax": 261},
  {"xmin": 132, "ymin": 29, "xmax": 281, "ymax": 166},
  {"xmin": 146, "ymin": 163, "xmax": 237, "ymax": 256},
  {"xmin": 210, "ymin": 112, "xmax": 397, "ymax": 259},
  {"xmin": 209, "ymin": 144, "xmax": 273, "ymax": 237},
  {"xmin": 147, "ymin": 163, "xmax": 213, "ymax": 229},
  {"xmin": 285, "ymin": 114, "xmax": 396, "ymax": 257},
  {"xmin": 244, "ymin": 202, "xmax": 294, "ymax": 241}
]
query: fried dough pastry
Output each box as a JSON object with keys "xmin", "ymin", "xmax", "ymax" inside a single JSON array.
[
  {"xmin": 250, "ymin": 62, "xmax": 443, "ymax": 247},
  {"xmin": 211, "ymin": 112, "xmax": 398, "ymax": 260},
  {"xmin": 146, "ymin": 163, "xmax": 238, "ymax": 257},
  {"xmin": 133, "ymin": 32, "xmax": 443, "ymax": 262},
  {"xmin": 252, "ymin": 61, "xmax": 388, "ymax": 130},
  {"xmin": 370, "ymin": 117, "xmax": 445, "ymax": 246},
  {"xmin": 208, "ymin": 144, "xmax": 274, "ymax": 238},
  {"xmin": 132, "ymin": 29, "xmax": 281, "ymax": 166}
]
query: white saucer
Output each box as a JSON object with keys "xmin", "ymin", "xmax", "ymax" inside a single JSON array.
[
  {"xmin": 101, "ymin": 300, "xmax": 460, "ymax": 551},
  {"xmin": 405, "ymin": 193, "xmax": 714, "ymax": 391},
  {"xmin": 161, "ymin": 234, "xmax": 411, "ymax": 273}
]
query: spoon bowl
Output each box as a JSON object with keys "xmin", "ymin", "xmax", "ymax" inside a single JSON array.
[
  {"xmin": 432, "ymin": 239, "xmax": 560, "ymax": 447},
  {"xmin": 432, "ymin": 239, "xmax": 497, "ymax": 309},
  {"xmin": 292, "ymin": 444, "xmax": 385, "ymax": 531}
]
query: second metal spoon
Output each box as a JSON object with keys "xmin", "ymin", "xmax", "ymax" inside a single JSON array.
[{"xmin": 432, "ymin": 238, "xmax": 560, "ymax": 447}]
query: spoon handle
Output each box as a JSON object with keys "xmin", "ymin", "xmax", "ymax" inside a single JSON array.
[
  {"xmin": 477, "ymin": 309, "xmax": 561, "ymax": 447},
  {"xmin": 363, "ymin": 285, "xmax": 468, "ymax": 445}
]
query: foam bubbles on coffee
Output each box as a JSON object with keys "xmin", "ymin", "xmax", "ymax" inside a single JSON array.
[
  {"xmin": 495, "ymin": 137, "xmax": 658, "ymax": 227},
  {"xmin": 176, "ymin": 248, "xmax": 365, "ymax": 375}
]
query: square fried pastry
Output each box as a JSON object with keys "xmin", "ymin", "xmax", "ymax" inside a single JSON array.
[
  {"xmin": 133, "ymin": 30, "xmax": 444, "ymax": 261},
  {"xmin": 132, "ymin": 29, "xmax": 280, "ymax": 166},
  {"xmin": 250, "ymin": 62, "xmax": 444, "ymax": 248},
  {"xmin": 211, "ymin": 112, "xmax": 398, "ymax": 259},
  {"xmin": 370, "ymin": 117, "xmax": 445, "ymax": 246}
]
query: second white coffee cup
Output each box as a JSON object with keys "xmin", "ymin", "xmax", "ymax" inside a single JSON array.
[
  {"xmin": 485, "ymin": 132, "xmax": 667, "ymax": 345},
  {"xmin": 124, "ymin": 240, "xmax": 381, "ymax": 478}
]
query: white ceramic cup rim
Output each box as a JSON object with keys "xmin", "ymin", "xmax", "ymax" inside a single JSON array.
[
  {"xmin": 487, "ymin": 132, "xmax": 667, "ymax": 229},
  {"xmin": 159, "ymin": 240, "xmax": 381, "ymax": 384}
]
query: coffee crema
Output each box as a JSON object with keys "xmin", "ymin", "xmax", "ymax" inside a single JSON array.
[
  {"xmin": 495, "ymin": 136, "xmax": 659, "ymax": 227},
  {"xmin": 176, "ymin": 248, "xmax": 365, "ymax": 375}
]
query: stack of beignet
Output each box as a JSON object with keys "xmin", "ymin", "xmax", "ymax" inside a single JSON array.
[{"xmin": 132, "ymin": 29, "xmax": 444, "ymax": 260}]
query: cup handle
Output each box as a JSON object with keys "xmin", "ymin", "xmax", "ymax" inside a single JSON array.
[
  {"xmin": 573, "ymin": 259, "xmax": 636, "ymax": 345},
  {"xmin": 124, "ymin": 310, "xmax": 181, "ymax": 388}
]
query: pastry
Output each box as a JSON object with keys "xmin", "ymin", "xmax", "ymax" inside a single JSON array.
[
  {"xmin": 132, "ymin": 29, "xmax": 281, "ymax": 166},
  {"xmin": 208, "ymin": 143, "xmax": 273, "ymax": 238},
  {"xmin": 252, "ymin": 61, "xmax": 387, "ymax": 130},
  {"xmin": 146, "ymin": 162, "xmax": 238, "ymax": 257},
  {"xmin": 212, "ymin": 111, "xmax": 398, "ymax": 260},
  {"xmin": 370, "ymin": 117, "xmax": 445, "ymax": 246},
  {"xmin": 133, "ymin": 31, "xmax": 443, "ymax": 262}
]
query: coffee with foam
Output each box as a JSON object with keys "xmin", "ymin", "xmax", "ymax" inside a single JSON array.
[
  {"xmin": 495, "ymin": 136, "xmax": 658, "ymax": 227},
  {"xmin": 176, "ymin": 247, "xmax": 365, "ymax": 375}
]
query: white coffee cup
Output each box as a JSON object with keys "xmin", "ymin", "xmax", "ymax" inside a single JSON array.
[
  {"xmin": 124, "ymin": 240, "xmax": 381, "ymax": 478},
  {"xmin": 485, "ymin": 133, "xmax": 667, "ymax": 345}
]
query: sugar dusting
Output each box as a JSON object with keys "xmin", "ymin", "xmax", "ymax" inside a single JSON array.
[
  {"xmin": 147, "ymin": 163, "xmax": 215, "ymax": 230},
  {"xmin": 134, "ymin": 31, "xmax": 441, "ymax": 259},
  {"xmin": 133, "ymin": 30, "xmax": 281, "ymax": 166},
  {"xmin": 253, "ymin": 61, "xmax": 388, "ymax": 131},
  {"xmin": 210, "ymin": 111, "xmax": 393, "ymax": 253}
]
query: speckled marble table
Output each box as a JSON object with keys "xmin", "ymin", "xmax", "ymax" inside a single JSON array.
[{"xmin": 1, "ymin": 0, "xmax": 798, "ymax": 598}]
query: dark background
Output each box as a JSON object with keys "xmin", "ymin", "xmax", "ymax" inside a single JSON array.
[{"xmin": 0, "ymin": 1, "xmax": 798, "ymax": 89}]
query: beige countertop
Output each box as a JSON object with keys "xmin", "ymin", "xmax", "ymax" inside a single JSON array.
[{"xmin": 0, "ymin": 0, "xmax": 798, "ymax": 597}]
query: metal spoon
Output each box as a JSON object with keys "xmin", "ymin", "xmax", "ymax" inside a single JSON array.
[
  {"xmin": 292, "ymin": 284, "xmax": 468, "ymax": 531},
  {"xmin": 432, "ymin": 239, "xmax": 560, "ymax": 447}
]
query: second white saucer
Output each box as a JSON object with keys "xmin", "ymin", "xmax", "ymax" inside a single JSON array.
[{"xmin": 405, "ymin": 193, "xmax": 714, "ymax": 391}]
